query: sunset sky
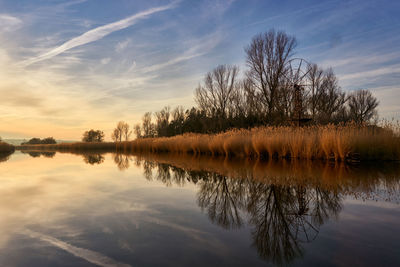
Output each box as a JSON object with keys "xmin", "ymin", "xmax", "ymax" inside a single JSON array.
[{"xmin": 0, "ymin": 0, "xmax": 399, "ymax": 140}]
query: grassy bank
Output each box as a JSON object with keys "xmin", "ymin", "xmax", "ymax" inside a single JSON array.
[{"xmin": 16, "ymin": 124, "xmax": 400, "ymax": 162}]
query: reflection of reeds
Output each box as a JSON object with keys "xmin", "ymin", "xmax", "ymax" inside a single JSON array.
[
  {"xmin": 16, "ymin": 124, "xmax": 400, "ymax": 162},
  {"xmin": 134, "ymin": 152, "xmax": 400, "ymax": 202}
]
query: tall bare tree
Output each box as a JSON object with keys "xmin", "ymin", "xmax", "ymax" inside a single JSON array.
[
  {"xmin": 315, "ymin": 69, "xmax": 346, "ymax": 123},
  {"xmin": 306, "ymin": 63, "xmax": 324, "ymax": 120},
  {"xmin": 111, "ymin": 121, "xmax": 130, "ymax": 142},
  {"xmin": 134, "ymin": 123, "xmax": 142, "ymax": 139},
  {"xmin": 348, "ymin": 89, "xmax": 379, "ymax": 124},
  {"xmin": 195, "ymin": 64, "xmax": 239, "ymax": 118},
  {"xmin": 155, "ymin": 106, "xmax": 171, "ymax": 136},
  {"xmin": 142, "ymin": 112, "xmax": 155, "ymax": 138},
  {"xmin": 245, "ymin": 29, "xmax": 297, "ymax": 121},
  {"xmin": 111, "ymin": 128, "xmax": 121, "ymax": 142},
  {"xmin": 121, "ymin": 121, "xmax": 131, "ymax": 141}
]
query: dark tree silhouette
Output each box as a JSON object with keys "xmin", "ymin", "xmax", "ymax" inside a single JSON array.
[
  {"xmin": 82, "ymin": 129, "xmax": 105, "ymax": 142},
  {"xmin": 348, "ymin": 89, "xmax": 379, "ymax": 124}
]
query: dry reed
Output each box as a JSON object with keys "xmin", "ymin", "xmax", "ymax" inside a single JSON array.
[{"xmin": 16, "ymin": 124, "xmax": 400, "ymax": 162}]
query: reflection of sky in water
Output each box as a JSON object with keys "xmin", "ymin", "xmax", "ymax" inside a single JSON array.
[{"xmin": 0, "ymin": 152, "xmax": 399, "ymax": 266}]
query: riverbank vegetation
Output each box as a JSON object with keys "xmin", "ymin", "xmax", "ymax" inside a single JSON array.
[
  {"xmin": 122, "ymin": 124, "xmax": 400, "ymax": 161},
  {"xmin": 16, "ymin": 123, "xmax": 400, "ymax": 162}
]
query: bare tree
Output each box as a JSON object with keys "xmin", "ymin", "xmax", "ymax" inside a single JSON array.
[
  {"xmin": 121, "ymin": 121, "xmax": 131, "ymax": 141},
  {"xmin": 111, "ymin": 121, "xmax": 130, "ymax": 142},
  {"xmin": 348, "ymin": 89, "xmax": 379, "ymax": 124},
  {"xmin": 306, "ymin": 63, "xmax": 324, "ymax": 120},
  {"xmin": 241, "ymin": 78, "xmax": 264, "ymax": 118},
  {"xmin": 170, "ymin": 106, "xmax": 185, "ymax": 135},
  {"xmin": 111, "ymin": 128, "xmax": 121, "ymax": 142},
  {"xmin": 245, "ymin": 29, "xmax": 297, "ymax": 120},
  {"xmin": 315, "ymin": 69, "xmax": 346, "ymax": 123},
  {"xmin": 142, "ymin": 112, "xmax": 155, "ymax": 138},
  {"xmin": 155, "ymin": 106, "xmax": 171, "ymax": 137},
  {"xmin": 195, "ymin": 64, "xmax": 239, "ymax": 118},
  {"xmin": 134, "ymin": 123, "xmax": 142, "ymax": 139}
]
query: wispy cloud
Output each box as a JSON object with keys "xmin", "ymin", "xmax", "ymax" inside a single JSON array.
[
  {"xmin": 339, "ymin": 64, "xmax": 400, "ymax": 82},
  {"xmin": 115, "ymin": 39, "xmax": 131, "ymax": 53},
  {"xmin": 20, "ymin": 1, "xmax": 179, "ymax": 66},
  {"xmin": 139, "ymin": 30, "xmax": 223, "ymax": 73},
  {"xmin": 0, "ymin": 14, "xmax": 22, "ymax": 32}
]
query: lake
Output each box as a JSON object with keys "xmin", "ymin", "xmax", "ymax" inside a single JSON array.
[{"xmin": 0, "ymin": 151, "xmax": 399, "ymax": 266}]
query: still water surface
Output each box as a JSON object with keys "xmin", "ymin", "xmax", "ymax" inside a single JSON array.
[{"xmin": 0, "ymin": 151, "xmax": 399, "ymax": 266}]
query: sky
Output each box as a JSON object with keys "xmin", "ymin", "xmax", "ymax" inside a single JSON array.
[{"xmin": 0, "ymin": 0, "xmax": 399, "ymax": 140}]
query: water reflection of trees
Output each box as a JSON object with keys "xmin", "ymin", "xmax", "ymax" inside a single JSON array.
[
  {"xmin": 21, "ymin": 150, "xmax": 56, "ymax": 158},
  {"xmin": 196, "ymin": 174, "xmax": 341, "ymax": 265},
  {"xmin": 82, "ymin": 154, "xmax": 105, "ymax": 165},
  {"xmin": 112, "ymin": 153, "xmax": 131, "ymax": 170},
  {"xmin": 134, "ymin": 155, "xmax": 399, "ymax": 265},
  {"xmin": 0, "ymin": 151, "xmax": 13, "ymax": 163}
]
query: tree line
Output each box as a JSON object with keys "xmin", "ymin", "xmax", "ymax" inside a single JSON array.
[
  {"xmin": 83, "ymin": 29, "xmax": 379, "ymax": 142},
  {"xmin": 132, "ymin": 29, "xmax": 378, "ymax": 138},
  {"xmin": 21, "ymin": 137, "xmax": 57, "ymax": 145}
]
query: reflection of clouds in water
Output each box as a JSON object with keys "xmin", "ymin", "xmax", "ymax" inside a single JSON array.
[
  {"xmin": 1, "ymin": 151, "xmax": 399, "ymax": 265},
  {"xmin": 23, "ymin": 230, "xmax": 132, "ymax": 267}
]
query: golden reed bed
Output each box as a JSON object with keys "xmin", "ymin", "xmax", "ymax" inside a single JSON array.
[{"xmin": 17, "ymin": 124, "xmax": 400, "ymax": 162}]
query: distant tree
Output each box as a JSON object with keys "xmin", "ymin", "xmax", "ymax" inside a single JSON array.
[
  {"xmin": 306, "ymin": 63, "xmax": 325, "ymax": 121},
  {"xmin": 134, "ymin": 123, "xmax": 142, "ymax": 139},
  {"xmin": 82, "ymin": 129, "xmax": 105, "ymax": 142},
  {"xmin": 155, "ymin": 106, "xmax": 171, "ymax": 137},
  {"xmin": 142, "ymin": 112, "xmax": 155, "ymax": 138},
  {"xmin": 111, "ymin": 121, "xmax": 130, "ymax": 142},
  {"xmin": 42, "ymin": 137, "xmax": 57, "ymax": 144},
  {"xmin": 348, "ymin": 89, "xmax": 379, "ymax": 124},
  {"xmin": 195, "ymin": 64, "xmax": 240, "ymax": 119},
  {"xmin": 121, "ymin": 122, "xmax": 131, "ymax": 141},
  {"xmin": 314, "ymin": 69, "xmax": 346, "ymax": 124},
  {"xmin": 170, "ymin": 106, "xmax": 185, "ymax": 135},
  {"xmin": 111, "ymin": 128, "xmax": 121, "ymax": 142},
  {"xmin": 245, "ymin": 29, "xmax": 297, "ymax": 121},
  {"xmin": 22, "ymin": 137, "xmax": 56, "ymax": 145}
]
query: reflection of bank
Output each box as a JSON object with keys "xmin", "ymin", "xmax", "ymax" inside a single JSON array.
[
  {"xmin": 0, "ymin": 151, "xmax": 14, "ymax": 163},
  {"xmin": 20, "ymin": 150, "xmax": 56, "ymax": 158},
  {"xmin": 131, "ymin": 153, "xmax": 400, "ymax": 265}
]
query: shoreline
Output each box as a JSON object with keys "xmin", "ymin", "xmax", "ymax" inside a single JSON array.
[{"xmin": 9, "ymin": 125, "xmax": 400, "ymax": 163}]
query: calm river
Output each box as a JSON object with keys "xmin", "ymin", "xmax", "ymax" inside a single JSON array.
[{"xmin": 0, "ymin": 151, "xmax": 399, "ymax": 266}]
